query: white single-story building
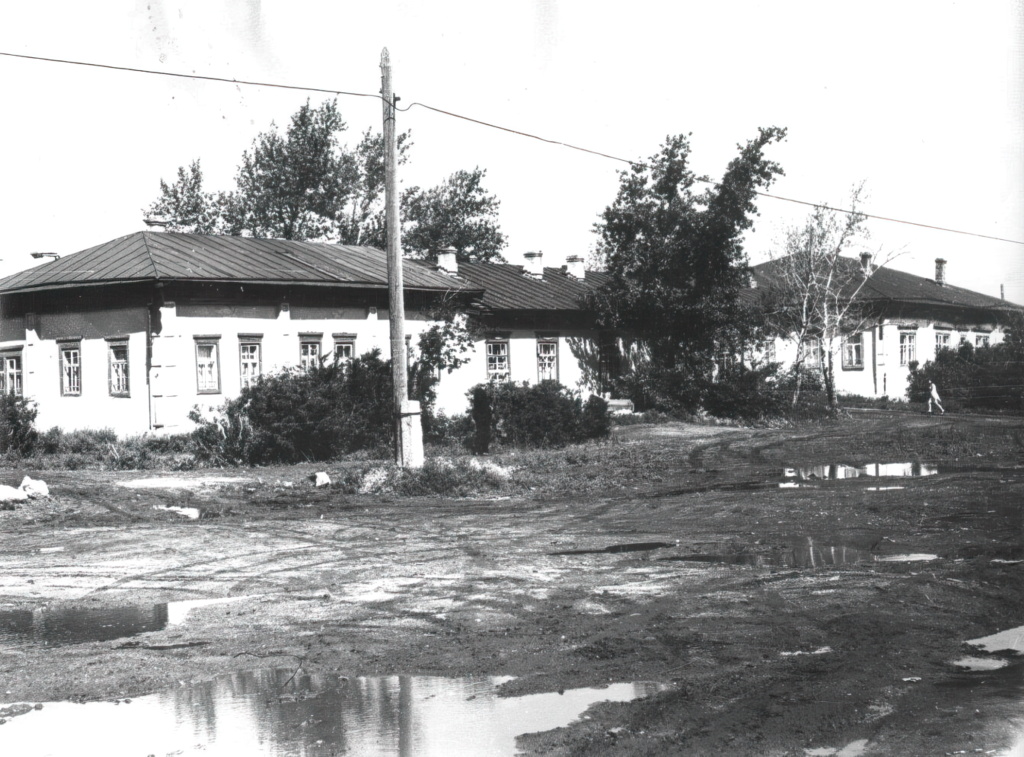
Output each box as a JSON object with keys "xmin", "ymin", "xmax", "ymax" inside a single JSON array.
[
  {"xmin": 750, "ymin": 255, "xmax": 1023, "ymax": 398},
  {"xmin": 0, "ymin": 230, "xmax": 618, "ymax": 435}
]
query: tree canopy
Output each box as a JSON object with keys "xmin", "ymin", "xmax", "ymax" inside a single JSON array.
[
  {"xmin": 590, "ymin": 128, "xmax": 787, "ymax": 370},
  {"xmin": 145, "ymin": 99, "xmax": 506, "ymax": 262}
]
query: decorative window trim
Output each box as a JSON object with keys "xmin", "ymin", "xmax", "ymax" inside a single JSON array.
[
  {"xmin": 106, "ymin": 338, "xmax": 130, "ymax": 397},
  {"xmin": 59, "ymin": 340, "xmax": 82, "ymax": 396},
  {"xmin": 299, "ymin": 333, "xmax": 323, "ymax": 371},
  {"xmin": 537, "ymin": 337, "xmax": 558, "ymax": 382},
  {"xmin": 239, "ymin": 336, "xmax": 262, "ymax": 390},
  {"xmin": 1, "ymin": 349, "xmax": 24, "ymax": 397},
  {"xmin": 332, "ymin": 333, "xmax": 357, "ymax": 365},
  {"xmin": 899, "ymin": 332, "xmax": 917, "ymax": 366},
  {"xmin": 486, "ymin": 338, "xmax": 510, "ymax": 382},
  {"xmin": 841, "ymin": 333, "xmax": 864, "ymax": 371},
  {"xmin": 194, "ymin": 336, "xmax": 222, "ymax": 395}
]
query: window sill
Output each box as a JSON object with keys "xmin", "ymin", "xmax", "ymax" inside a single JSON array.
[{"xmin": 841, "ymin": 365, "xmax": 865, "ymax": 371}]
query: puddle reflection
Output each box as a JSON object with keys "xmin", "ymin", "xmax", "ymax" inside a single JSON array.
[
  {"xmin": 784, "ymin": 462, "xmax": 938, "ymax": 481},
  {"xmin": 0, "ymin": 671, "xmax": 669, "ymax": 756},
  {"xmin": 663, "ymin": 538, "xmax": 874, "ymax": 568},
  {"xmin": 0, "ymin": 597, "xmax": 250, "ymax": 649}
]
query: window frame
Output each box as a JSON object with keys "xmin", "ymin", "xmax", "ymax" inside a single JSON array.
[
  {"xmin": 486, "ymin": 338, "xmax": 510, "ymax": 382},
  {"xmin": 332, "ymin": 333, "xmax": 356, "ymax": 368},
  {"xmin": 536, "ymin": 335, "xmax": 558, "ymax": 382},
  {"xmin": 935, "ymin": 331, "xmax": 951, "ymax": 354},
  {"xmin": 299, "ymin": 333, "xmax": 323, "ymax": 371},
  {"xmin": 841, "ymin": 333, "xmax": 864, "ymax": 370},
  {"xmin": 1, "ymin": 352, "xmax": 23, "ymax": 397},
  {"xmin": 106, "ymin": 338, "xmax": 130, "ymax": 398},
  {"xmin": 975, "ymin": 334, "xmax": 990, "ymax": 349},
  {"xmin": 802, "ymin": 337, "xmax": 824, "ymax": 369},
  {"xmin": 899, "ymin": 331, "xmax": 917, "ymax": 366},
  {"xmin": 238, "ymin": 335, "xmax": 262, "ymax": 390},
  {"xmin": 58, "ymin": 340, "xmax": 82, "ymax": 396},
  {"xmin": 194, "ymin": 336, "xmax": 222, "ymax": 395}
]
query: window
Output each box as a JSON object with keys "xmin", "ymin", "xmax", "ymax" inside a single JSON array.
[
  {"xmin": 598, "ymin": 333, "xmax": 621, "ymax": 394},
  {"xmin": 841, "ymin": 333, "xmax": 863, "ymax": 369},
  {"xmin": 59, "ymin": 342, "xmax": 82, "ymax": 396},
  {"xmin": 486, "ymin": 340, "xmax": 510, "ymax": 381},
  {"xmin": 108, "ymin": 341, "xmax": 129, "ymax": 397},
  {"xmin": 760, "ymin": 340, "xmax": 777, "ymax": 362},
  {"xmin": 899, "ymin": 332, "xmax": 916, "ymax": 366},
  {"xmin": 195, "ymin": 338, "xmax": 221, "ymax": 394},
  {"xmin": 239, "ymin": 338, "xmax": 261, "ymax": 389},
  {"xmin": 300, "ymin": 334, "xmax": 322, "ymax": 371},
  {"xmin": 537, "ymin": 337, "xmax": 558, "ymax": 382},
  {"xmin": 975, "ymin": 334, "xmax": 990, "ymax": 348},
  {"xmin": 935, "ymin": 331, "xmax": 951, "ymax": 353},
  {"xmin": 802, "ymin": 337, "xmax": 823, "ymax": 368},
  {"xmin": 333, "ymin": 334, "xmax": 356, "ymax": 368},
  {"xmin": 2, "ymin": 354, "xmax": 23, "ymax": 396}
]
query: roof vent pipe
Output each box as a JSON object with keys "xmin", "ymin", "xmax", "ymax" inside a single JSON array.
[
  {"xmin": 436, "ymin": 247, "xmax": 458, "ymax": 276},
  {"xmin": 935, "ymin": 258, "xmax": 947, "ymax": 286},
  {"xmin": 565, "ymin": 254, "xmax": 585, "ymax": 280},
  {"xmin": 859, "ymin": 252, "xmax": 873, "ymax": 274},
  {"xmin": 523, "ymin": 251, "xmax": 544, "ymax": 279}
]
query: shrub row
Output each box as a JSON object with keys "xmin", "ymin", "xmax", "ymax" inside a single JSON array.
[
  {"xmin": 469, "ymin": 381, "xmax": 610, "ymax": 451},
  {"xmin": 908, "ymin": 338, "xmax": 1024, "ymax": 415}
]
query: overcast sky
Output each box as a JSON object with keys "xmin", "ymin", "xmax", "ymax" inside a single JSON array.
[{"xmin": 1, "ymin": 0, "xmax": 1021, "ymax": 302}]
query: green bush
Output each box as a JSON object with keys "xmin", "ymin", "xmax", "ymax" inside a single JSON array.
[
  {"xmin": 0, "ymin": 394, "xmax": 39, "ymax": 456},
  {"xmin": 469, "ymin": 381, "xmax": 611, "ymax": 449},
  {"xmin": 190, "ymin": 350, "xmax": 396, "ymax": 465}
]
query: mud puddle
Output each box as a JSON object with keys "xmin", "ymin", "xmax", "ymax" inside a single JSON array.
[
  {"xmin": 0, "ymin": 670, "xmax": 669, "ymax": 756},
  {"xmin": 784, "ymin": 462, "xmax": 939, "ymax": 480},
  {"xmin": 0, "ymin": 597, "xmax": 251, "ymax": 649},
  {"xmin": 661, "ymin": 538, "xmax": 873, "ymax": 569},
  {"xmin": 550, "ymin": 541, "xmax": 674, "ymax": 556},
  {"xmin": 783, "ymin": 460, "xmax": 1021, "ymax": 481}
]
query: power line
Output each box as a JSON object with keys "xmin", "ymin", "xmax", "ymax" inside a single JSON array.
[
  {"xmin": 0, "ymin": 50, "xmax": 379, "ymax": 100},
  {"xmin": 3, "ymin": 49, "xmax": 1023, "ymax": 247},
  {"xmin": 401, "ymin": 101, "xmax": 1024, "ymax": 245}
]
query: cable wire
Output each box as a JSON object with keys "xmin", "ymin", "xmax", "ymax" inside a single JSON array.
[{"xmin": 3, "ymin": 49, "xmax": 1023, "ymax": 246}]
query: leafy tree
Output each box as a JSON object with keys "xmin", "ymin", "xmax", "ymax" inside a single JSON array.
[
  {"xmin": 403, "ymin": 168, "xmax": 507, "ymax": 262},
  {"xmin": 146, "ymin": 100, "xmax": 504, "ymax": 256},
  {"xmin": 759, "ymin": 187, "xmax": 899, "ymax": 408},
  {"xmin": 590, "ymin": 128, "xmax": 787, "ymax": 381},
  {"xmin": 222, "ymin": 99, "xmax": 351, "ymax": 240},
  {"xmin": 145, "ymin": 160, "xmax": 225, "ymax": 235}
]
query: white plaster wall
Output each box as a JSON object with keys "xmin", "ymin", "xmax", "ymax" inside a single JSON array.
[
  {"xmin": 432, "ymin": 330, "xmax": 600, "ymax": 417},
  {"xmin": 25, "ymin": 331, "xmax": 150, "ymax": 435},
  {"xmin": 771, "ymin": 322, "xmax": 1008, "ymax": 400}
]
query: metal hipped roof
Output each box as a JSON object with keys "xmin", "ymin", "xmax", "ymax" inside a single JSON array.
[
  {"xmin": 456, "ymin": 262, "xmax": 608, "ymax": 312},
  {"xmin": 0, "ymin": 232, "xmax": 475, "ymax": 295},
  {"xmin": 752, "ymin": 256, "xmax": 1023, "ymax": 313}
]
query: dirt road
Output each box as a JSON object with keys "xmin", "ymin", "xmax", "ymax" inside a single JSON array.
[{"xmin": 1, "ymin": 411, "xmax": 1022, "ymax": 755}]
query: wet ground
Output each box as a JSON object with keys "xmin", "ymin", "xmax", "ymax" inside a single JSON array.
[{"xmin": 0, "ymin": 410, "xmax": 1022, "ymax": 755}]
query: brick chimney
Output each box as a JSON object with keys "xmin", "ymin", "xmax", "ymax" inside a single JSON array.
[
  {"xmin": 436, "ymin": 247, "xmax": 458, "ymax": 275},
  {"xmin": 859, "ymin": 252, "xmax": 873, "ymax": 275},
  {"xmin": 564, "ymin": 254, "xmax": 585, "ymax": 280},
  {"xmin": 935, "ymin": 258, "xmax": 947, "ymax": 286},
  {"xmin": 523, "ymin": 251, "xmax": 544, "ymax": 279}
]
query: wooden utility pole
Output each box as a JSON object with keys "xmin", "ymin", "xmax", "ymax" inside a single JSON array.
[{"xmin": 381, "ymin": 48, "xmax": 423, "ymax": 468}]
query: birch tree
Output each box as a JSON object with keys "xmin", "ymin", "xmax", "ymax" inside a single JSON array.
[{"xmin": 761, "ymin": 187, "xmax": 896, "ymax": 407}]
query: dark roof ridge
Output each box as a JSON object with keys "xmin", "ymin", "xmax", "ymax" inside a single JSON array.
[{"xmin": 139, "ymin": 231, "xmax": 162, "ymax": 281}]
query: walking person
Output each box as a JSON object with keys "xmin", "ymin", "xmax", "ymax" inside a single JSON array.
[{"xmin": 928, "ymin": 380, "xmax": 945, "ymax": 414}]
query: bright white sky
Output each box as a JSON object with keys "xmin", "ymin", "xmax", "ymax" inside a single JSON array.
[{"xmin": 1, "ymin": 0, "xmax": 1022, "ymax": 302}]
